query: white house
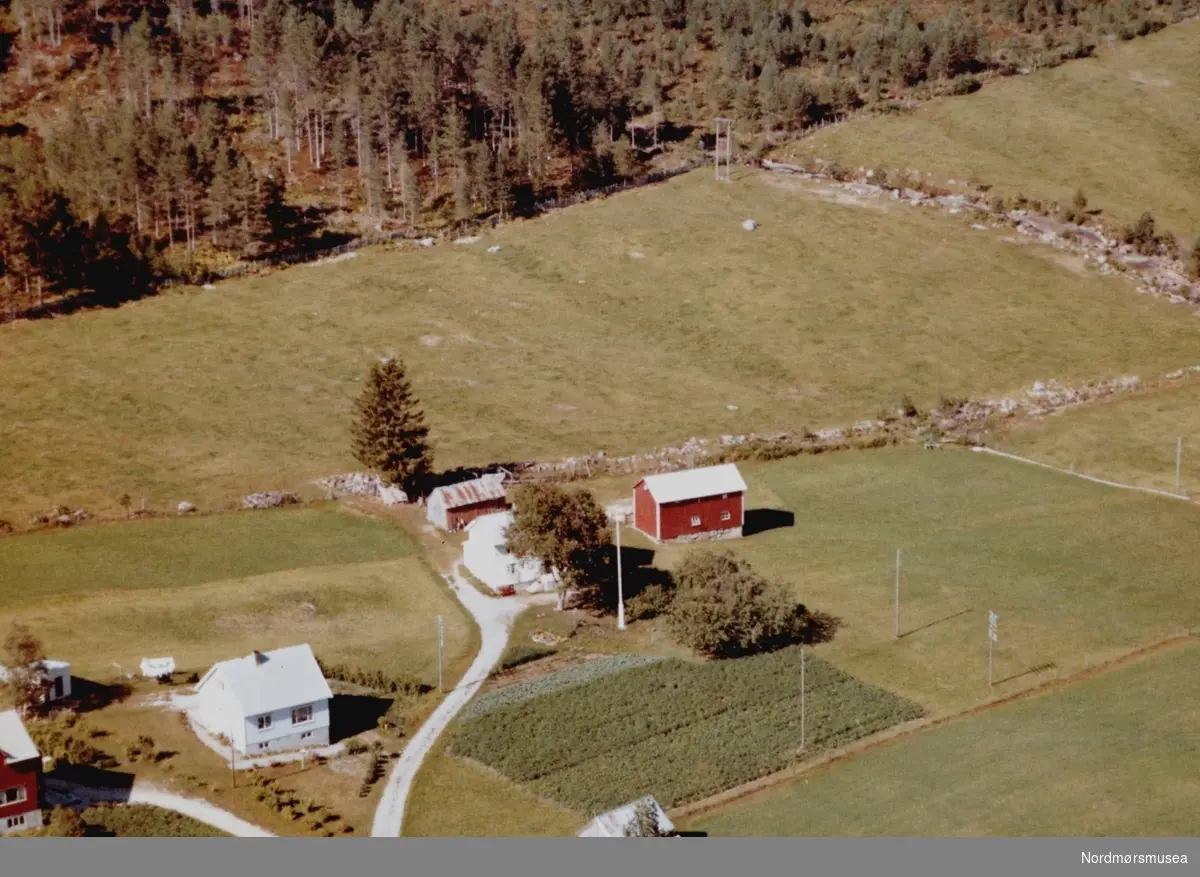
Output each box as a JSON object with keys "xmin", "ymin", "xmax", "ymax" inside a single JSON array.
[
  {"xmin": 193, "ymin": 644, "xmax": 332, "ymax": 756},
  {"xmin": 577, "ymin": 796, "xmax": 675, "ymax": 837},
  {"xmin": 462, "ymin": 511, "xmax": 555, "ymax": 594},
  {"xmin": 0, "ymin": 659, "xmax": 71, "ymax": 703}
]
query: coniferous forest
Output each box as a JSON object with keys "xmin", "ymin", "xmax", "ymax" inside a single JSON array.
[{"xmin": 0, "ymin": 0, "xmax": 1195, "ymax": 316}]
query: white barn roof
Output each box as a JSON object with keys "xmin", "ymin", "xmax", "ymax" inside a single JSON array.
[
  {"xmin": 577, "ymin": 796, "xmax": 674, "ymax": 837},
  {"xmin": 196, "ymin": 644, "xmax": 332, "ymax": 716},
  {"xmin": 638, "ymin": 464, "xmax": 747, "ymax": 505},
  {"xmin": 0, "ymin": 709, "xmax": 40, "ymax": 763}
]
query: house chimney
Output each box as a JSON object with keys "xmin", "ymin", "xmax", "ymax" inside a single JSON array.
[{"xmin": 253, "ymin": 650, "xmax": 267, "ymax": 665}]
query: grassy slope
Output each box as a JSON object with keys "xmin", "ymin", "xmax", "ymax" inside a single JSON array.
[
  {"xmin": 633, "ymin": 447, "xmax": 1200, "ymax": 715},
  {"xmin": 0, "ymin": 506, "xmax": 475, "ymax": 682},
  {"xmin": 688, "ymin": 641, "xmax": 1200, "ymax": 836},
  {"xmin": 992, "ymin": 381, "xmax": 1200, "ymax": 494},
  {"xmin": 3, "ymin": 171, "xmax": 1199, "ymax": 522},
  {"xmin": 794, "ymin": 21, "xmax": 1200, "ymax": 233}
]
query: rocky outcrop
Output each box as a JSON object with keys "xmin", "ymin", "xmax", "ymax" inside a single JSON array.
[{"xmin": 242, "ymin": 491, "xmax": 302, "ymax": 509}]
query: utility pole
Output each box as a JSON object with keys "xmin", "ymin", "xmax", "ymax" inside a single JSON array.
[
  {"xmin": 894, "ymin": 549, "xmax": 901, "ymax": 639},
  {"xmin": 800, "ymin": 646, "xmax": 807, "ymax": 749},
  {"xmin": 1176, "ymin": 437, "xmax": 1182, "ymax": 493},
  {"xmin": 714, "ymin": 118, "xmax": 733, "ymax": 182},
  {"xmin": 230, "ymin": 741, "xmax": 236, "ymax": 789},
  {"xmin": 437, "ymin": 615, "xmax": 445, "ymax": 693},
  {"xmin": 988, "ymin": 610, "xmax": 998, "ymax": 688},
  {"xmin": 616, "ymin": 517, "xmax": 626, "ymax": 631}
]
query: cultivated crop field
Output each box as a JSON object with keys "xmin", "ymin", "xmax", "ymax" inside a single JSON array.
[
  {"xmin": 0, "ymin": 505, "xmax": 475, "ymax": 684},
  {"xmin": 796, "ymin": 21, "xmax": 1200, "ymax": 233},
  {"xmin": 451, "ymin": 648, "xmax": 923, "ymax": 814},
  {"xmin": 635, "ymin": 447, "xmax": 1200, "ymax": 715},
  {"xmin": 3, "ymin": 166, "xmax": 1200, "ymax": 522},
  {"xmin": 686, "ymin": 640, "xmax": 1200, "ymax": 837}
]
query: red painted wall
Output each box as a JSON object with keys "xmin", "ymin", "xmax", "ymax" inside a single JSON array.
[
  {"xmin": 633, "ymin": 482, "xmax": 658, "ymax": 540},
  {"xmin": 0, "ymin": 757, "xmax": 41, "ymax": 821},
  {"xmin": 659, "ymin": 492, "xmax": 743, "ymax": 542},
  {"xmin": 446, "ymin": 498, "xmax": 510, "ymax": 531}
]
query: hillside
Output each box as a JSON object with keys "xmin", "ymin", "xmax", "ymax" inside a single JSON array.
[
  {"xmin": 3, "ymin": 168, "xmax": 1199, "ymax": 523},
  {"xmin": 792, "ymin": 19, "xmax": 1200, "ymax": 235}
]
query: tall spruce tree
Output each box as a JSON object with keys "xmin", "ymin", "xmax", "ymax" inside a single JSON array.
[{"xmin": 351, "ymin": 357, "xmax": 434, "ymax": 493}]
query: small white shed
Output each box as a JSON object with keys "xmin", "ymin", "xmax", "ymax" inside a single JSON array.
[
  {"xmin": 140, "ymin": 657, "xmax": 176, "ymax": 678},
  {"xmin": 0, "ymin": 659, "xmax": 71, "ymax": 703}
]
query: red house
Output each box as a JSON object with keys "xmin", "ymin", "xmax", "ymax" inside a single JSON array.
[
  {"xmin": 632, "ymin": 463, "xmax": 748, "ymax": 544},
  {"xmin": 0, "ymin": 709, "xmax": 44, "ymax": 835}
]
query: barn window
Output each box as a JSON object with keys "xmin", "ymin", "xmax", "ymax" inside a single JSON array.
[
  {"xmin": 292, "ymin": 704, "xmax": 313, "ymax": 725},
  {"xmin": 721, "ymin": 511, "xmax": 732, "ymax": 522},
  {"xmin": 2, "ymin": 787, "xmax": 26, "ymax": 805},
  {"xmin": 690, "ymin": 516, "xmax": 701, "ymax": 527},
  {"xmin": 256, "ymin": 714, "xmax": 273, "ymax": 731}
]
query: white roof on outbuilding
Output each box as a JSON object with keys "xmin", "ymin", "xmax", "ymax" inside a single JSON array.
[
  {"xmin": 577, "ymin": 796, "xmax": 675, "ymax": 837},
  {"xmin": 638, "ymin": 463, "xmax": 747, "ymax": 505},
  {"xmin": 0, "ymin": 709, "xmax": 41, "ymax": 764},
  {"xmin": 196, "ymin": 644, "xmax": 332, "ymax": 717}
]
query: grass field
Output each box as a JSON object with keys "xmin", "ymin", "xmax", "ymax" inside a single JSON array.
[
  {"xmin": 616, "ymin": 447, "xmax": 1200, "ymax": 715},
  {"xmin": 795, "ymin": 21, "xmax": 1200, "ymax": 233},
  {"xmin": 0, "ymin": 505, "xmax": 475, "ymax": 684},
  {"xmin": 3, "ymin": 167, "xmax": 1199, "ymax": 522},
  {"xmin": 451, "ymin": 648, "xmax": 922, "ymax": 814},
  {"xmin": 403, "ymin": 749, "xmax": 586, "ymax": 837},
  {"xmin": 686, "ymin": 640, "xmax": 1200, "ymax": 836},
  {"xmin": 992, "ymin": 381, "xmax": 1200, "ymax": 495}
]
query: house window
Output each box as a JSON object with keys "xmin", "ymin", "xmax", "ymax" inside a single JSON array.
[
  {"xmin": 292, "ymin": 704, "xmax": 313, "ymax": 726},
  {"xmin": 6, "ymin": 815, "xmax": 25, "ymax": 829},
  {"xmin": 300, "ymin": 731, "xmax": 313, "ymax": 740},
  {"xmin": 256, "ymin": 714, "xmax": 273, "ymax": 731},
  {"xmin": 690, "ymin": 516, "xmax": 701, "ymax": 527},
  {"xmin": 258, "ymin": 742, "xmax": 271, "ymax": 751},
  {"xmin": 507, "ymin": 564, "xmax": 517, "ymax": 576},
  {"xmin": 721, "ymin": 511, "xmax": 732, "ymax": 522},
  {"xmin": 2, "ymin": 787, "xmax": 26, "ymax": 805}
]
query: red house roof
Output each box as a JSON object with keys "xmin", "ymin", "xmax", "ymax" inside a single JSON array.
[{"xmin": 433, "ymin": 473, "xmax": 507, "ymax": 510}]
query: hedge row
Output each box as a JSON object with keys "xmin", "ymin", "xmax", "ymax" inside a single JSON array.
[{"xmin": 315, "ymin": 658, "xmax": 426, "ymax": 696}]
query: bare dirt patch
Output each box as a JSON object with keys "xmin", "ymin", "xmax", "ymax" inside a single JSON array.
[
  {"xmin": 483, "ymin": 652, "xmax": 611, "ymax": 693},
  {"xmin": 1131, "ymin": 72, "xmax": 1172, "ymax": 87},
  {"xmin": 419, "ymin": 335, "xmax": 442, "ymax": 347}
]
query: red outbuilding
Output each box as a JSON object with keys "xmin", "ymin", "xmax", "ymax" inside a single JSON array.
[
  {"xmin": 0, "ymin": 709, "xmax": 44, "ymax": 835},
  {"xmin": 632, "ymin": 463, "xmax": 748, "ymax": 544}
]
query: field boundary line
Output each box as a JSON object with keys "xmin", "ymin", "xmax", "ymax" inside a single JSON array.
[
  {"xmin": 671, "ymin": 630, "xmax": 1197, "ymax": 822},
  {"xmin": 973, "ymin": 446, "xmax": 1192, "ymax": 500}
]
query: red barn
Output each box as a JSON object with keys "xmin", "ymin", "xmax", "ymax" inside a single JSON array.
[
  {"xmin": 632, "ymin": 463, "xmax": 748, "ymax": 543},
  {"xmin": 426, "ymin": 473, "xmax": 511, "ymax": 532},
  {"xmin": 0, "ymin": 710, "xmax": 44, "ymax": 835}
]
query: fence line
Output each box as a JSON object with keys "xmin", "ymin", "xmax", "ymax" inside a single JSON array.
[{"xmin": 972, "ymin": 447, "xmax": 1192, "ymax": 501}]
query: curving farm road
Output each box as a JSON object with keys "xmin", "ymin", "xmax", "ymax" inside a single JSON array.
[{"xmin": 371, "ymin": 567, "xmax": 555, "ymax": 837}]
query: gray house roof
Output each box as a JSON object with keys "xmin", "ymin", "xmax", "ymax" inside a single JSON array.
[
  {"xmin": 577, "ymin": 796, "xmax": 675, "ymax": 837},
  {"xmin": 196, "ymin": 643, "xmax": 332, "ymax": 718}
]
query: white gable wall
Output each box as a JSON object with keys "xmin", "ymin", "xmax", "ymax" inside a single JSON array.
[
  {"xmin": 241, "ymin": 698, "xmax": 331, "ymax": 755},
  {"xmin": 426, "ymin": 491, "xmax": 449, "ymax": 530}
]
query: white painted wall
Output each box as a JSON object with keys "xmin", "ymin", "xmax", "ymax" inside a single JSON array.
[{"xmin": 241, "ymin": 699, "xmax": 330, "ymax": 755}]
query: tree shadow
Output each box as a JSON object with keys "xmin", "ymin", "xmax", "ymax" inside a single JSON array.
[
  {"xmin": 64, "ymin": 677, "xmax": 132, "ymax": 713},
  {"xmin": 49, "ymin": 765, "xmax": 137, "ymax": 797},
  {"xmin": 743, "ymin": 508, "xmax": 795, "ymax": 537},
  {"xmin": 328, "ymin": 694, "xmax": 392, "ymax": 744},
  {"xmin": 898, "ymin": 608, "xmax": 972, "ymax": 639}
]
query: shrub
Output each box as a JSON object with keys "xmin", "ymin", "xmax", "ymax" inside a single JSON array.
[
  {"xmin": 626, "ymin": 584, "xmax": 675, "ymax": 621},
  {"xmin": 899, "ymin": 395, "xmax": 919, "ymax": 418},
  {"xmin": 81, "ymin": 804, "xmax": 227, "ymax": 837},
  {"xmin": 666, "ymin": 551, "xmax": 823, "ymax": 659},
  {"xmin": 345, "ymin": 738, "xmax": 369, "ymax": 756},
  {"xmin": 42, "ymin": 807, "xmax": 87, "ymax": 837},
  {"xmin": 1189, "ymin": 239, "xmax": 1200, "ymax": 280},
  {"xmin": 948, "ymin": 75, "xmax": 981, "ymax": 95}
]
